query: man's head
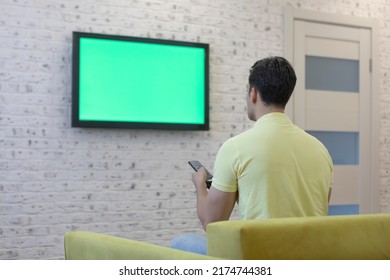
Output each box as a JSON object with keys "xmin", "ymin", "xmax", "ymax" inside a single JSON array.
[{"xmin": 247, "ymin": 56, "xmax": 297, "ymax": 109}]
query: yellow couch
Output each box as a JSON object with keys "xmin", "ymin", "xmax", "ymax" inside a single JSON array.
[
  {"xmin": 64, "ymin": 213, "xmax": 390, "ymax": 260},
  {"xmin": 64, "ymin": 231, "xmax": 217, "ymax": 260}
]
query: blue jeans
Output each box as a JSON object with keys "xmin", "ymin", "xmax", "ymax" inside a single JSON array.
[{"xmin": 170, "ymin": 233, "xmax": 207, "ymax": 255}]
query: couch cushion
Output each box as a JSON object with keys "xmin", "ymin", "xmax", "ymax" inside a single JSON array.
[
  {"xmin": 65, "ymin": 231, "xmax": 218, "ymax": 260},
  {"xmin": 207, "ymin": 214, "xmax": 390, "ymax": 259}
]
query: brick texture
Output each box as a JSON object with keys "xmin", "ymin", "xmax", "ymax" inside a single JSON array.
[{"xmin": 0, "ymin": 0, "xmax": 389, "ymax": 259}]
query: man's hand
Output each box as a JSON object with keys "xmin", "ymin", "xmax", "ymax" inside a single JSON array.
[{"xmin": 192, "ymin": 167, "xmax": 208, "ymax": 194}]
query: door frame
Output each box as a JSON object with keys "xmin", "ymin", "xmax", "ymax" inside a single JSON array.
[{"xmin": 284, "ymin": 7, "xmax": 380, "ymax": 213}]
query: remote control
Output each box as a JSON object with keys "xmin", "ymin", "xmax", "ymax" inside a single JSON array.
[{"xmin": 188, "ymin": 160, "xmax": 213, "ymax": 188}]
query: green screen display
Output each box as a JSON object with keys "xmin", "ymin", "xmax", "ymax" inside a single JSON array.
[{"xmin": 72, "ymin": 32, "xmax": 209, "ymax": 130}]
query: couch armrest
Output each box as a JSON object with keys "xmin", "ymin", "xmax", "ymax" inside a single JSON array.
[
  {"xmin": 65, "ymin": 231, "xmax": 218, "ymax": 260},
  {"xmin": 207, "ymin": 214, "xmax": 390, "ymax": 259}
]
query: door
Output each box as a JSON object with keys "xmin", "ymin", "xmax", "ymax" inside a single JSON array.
[{"xmin": 285, "ymin": 8, "xmax": 380, "ymax": 214}]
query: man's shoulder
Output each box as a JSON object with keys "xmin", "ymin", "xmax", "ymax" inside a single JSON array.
[{"xmin": 222, "ymin": 128, "xmax": 254, "ymax": 146}]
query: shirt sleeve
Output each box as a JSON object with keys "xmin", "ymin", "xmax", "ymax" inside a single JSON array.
[{"xmin": 211, "ymin": 139, "xmax": 240, "ymax": 193}]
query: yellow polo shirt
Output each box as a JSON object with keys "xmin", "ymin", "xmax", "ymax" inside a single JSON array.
[{"xmin": 212, "ymin": 112, "xmax": 333, "ymax": 219}]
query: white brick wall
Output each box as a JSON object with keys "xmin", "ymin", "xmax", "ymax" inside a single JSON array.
[{"xmin": 0, "ymin": 0, "xmax": 389, "ymax": 259}]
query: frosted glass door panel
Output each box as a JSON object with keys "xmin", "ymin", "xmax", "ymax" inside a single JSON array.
[
  {"xmin": 307, "ymin": 131, "xmax": 359, "ymax": 165},
  {"xmin": 328, "ymin": 204, "xmax": 359, "ymax": 215},
  {"xmin": 305, "ymin": 56, "xmax": 359, "ymax": 92}
]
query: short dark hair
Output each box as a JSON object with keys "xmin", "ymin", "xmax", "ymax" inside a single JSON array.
[{"xmin": 248, "ymin": 56, "xmax": 297, "ymax": 107}]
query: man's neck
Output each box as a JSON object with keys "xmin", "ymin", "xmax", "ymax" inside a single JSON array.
[{"xmin": 254, "ymin": 104, "xmax": 284, "ymax": 121}]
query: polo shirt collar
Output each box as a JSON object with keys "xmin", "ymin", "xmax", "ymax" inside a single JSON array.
[{"xmin": 254, "ymin": 112, "xmax": 291, "ymax": 126}]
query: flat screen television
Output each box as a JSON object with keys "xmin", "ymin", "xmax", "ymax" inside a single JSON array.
[{"xmin": 72, "ymin": 31, "xmax": 209, "ymax": 130}]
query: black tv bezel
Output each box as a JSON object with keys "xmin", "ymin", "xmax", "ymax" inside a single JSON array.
[{"xmin": 71, "ymin": 31, "xmax": 209, "ymax": 130}]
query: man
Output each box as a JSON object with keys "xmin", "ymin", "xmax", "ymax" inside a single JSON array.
[{"xmin": 171, "ymin": 56, "xmax": 333, "ymax": 254}]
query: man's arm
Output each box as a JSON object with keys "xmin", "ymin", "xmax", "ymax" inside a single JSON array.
[{"xmin": 193, "ymin": 168, "xmax": 237, "ymax": 231}]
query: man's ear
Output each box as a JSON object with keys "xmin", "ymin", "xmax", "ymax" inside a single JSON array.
[{"xmin": 249, "ymin": 88, "xmax": 258, "ymax": 104}]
